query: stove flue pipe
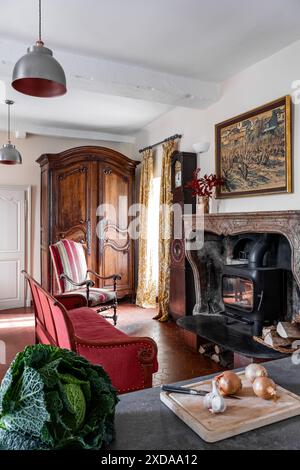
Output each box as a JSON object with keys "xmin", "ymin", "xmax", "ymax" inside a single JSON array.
[{"xmin": 248, "ymin": 234, "xmax": 271, "ymax": 268}]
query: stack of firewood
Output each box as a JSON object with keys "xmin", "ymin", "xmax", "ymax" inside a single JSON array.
[
  {"xmin": 199, "ymin": 342, "xmax": 233, "ymax": 368},
  {"xmin": 261, "ymin": 315, "xmax": 300, "ymax": 349}
]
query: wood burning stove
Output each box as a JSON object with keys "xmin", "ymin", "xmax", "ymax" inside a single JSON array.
[{"xmin": 222, "ymin": 235, "xmax": 286, "ymax": 336}]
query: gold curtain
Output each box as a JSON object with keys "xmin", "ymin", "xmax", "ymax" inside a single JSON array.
[
  {"xmin": 154, "ymin": 140, "xmax": 177, "ymax": 322},
  {"xmin": 136, "ymin": 149, "xmax": 157, "ymax": 308}
]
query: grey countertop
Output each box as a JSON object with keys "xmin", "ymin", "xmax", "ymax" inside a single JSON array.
[{"xmin": 111, "ymin": 358, "xmax": 300, "ymax": 450}]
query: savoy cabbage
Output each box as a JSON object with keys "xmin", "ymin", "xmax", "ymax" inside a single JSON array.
[{"xmin": 0, "ymin": 345, "xmax": 118, "ymax": 450}]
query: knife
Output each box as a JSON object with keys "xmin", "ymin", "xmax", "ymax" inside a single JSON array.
[{"xmin": 161, "ymin": 384, "xmax": 240, "ymax": 399}]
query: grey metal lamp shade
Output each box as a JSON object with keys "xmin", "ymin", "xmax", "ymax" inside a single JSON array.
[
  {"xmin": 0, "ymin": 144, "xmax": 22, "ymax": 165},
  {"xmin": 12, "ymin": 44, "xmax": 67, "ymax": 98}
]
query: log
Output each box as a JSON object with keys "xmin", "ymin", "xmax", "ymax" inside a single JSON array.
[
  {"xmin": 211, "ymin": 353, "xmax": 220, "ymax": 364},
  {"xmin": 293, "ymin": 313, "xmax": 300, "ymax": 324},
  {"xmin": 277, "ymin": 322, "xmax": 300, "ymax": 340},
  {"xmin": 211, "ymin": 352, "xmax": 233, "ymax": 369},
  {"xmin": 264, "ymin": 330, "xmax": 293, "ymax": 348},
  {"xmin": 262, "ymin": 325, "xmax": 276, "ymax": 339},
  {"xmin": 219, "ymin": 352, "xmax": 233, "ymax": 369},
  {"xmin": 199, "ymin": 342, "xmax": 215, "ymax": 355},
  {"xmin": 214, "ymin": 344, "xmax": 229, "ymax": 355}
]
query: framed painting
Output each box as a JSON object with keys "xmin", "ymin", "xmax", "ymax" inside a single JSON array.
[{"xmin": 215, "ymin": 96, "xmax": 292, "ymax": 198}]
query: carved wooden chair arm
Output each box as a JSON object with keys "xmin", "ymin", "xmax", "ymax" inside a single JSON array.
[
  {"xmin": 87, "ymin": 270, "xmax": 121, "ymax": 293},
  {"xmin": 60, "ymin": 273, "xmax": 95, "ymax": 288},
  {"xmin": 87, "ymin": 269, "xmax": 121, "ymax": 282}
]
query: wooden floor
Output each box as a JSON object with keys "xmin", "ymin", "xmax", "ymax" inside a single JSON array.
[{"xmin": 0, "ymin": 303, "xmax": 222, "ymax": 387}]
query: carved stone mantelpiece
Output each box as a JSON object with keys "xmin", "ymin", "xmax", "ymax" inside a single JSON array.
[{"xmin": 184, "ymin": 211, "xmax": 300, "ymax": 315}]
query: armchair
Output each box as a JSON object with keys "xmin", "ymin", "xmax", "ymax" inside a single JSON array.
[{"xmin": 50, "ymin": 239, "xmax": 121, "ymax": 325}]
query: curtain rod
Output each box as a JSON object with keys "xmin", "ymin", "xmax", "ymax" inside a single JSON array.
[{"xmin": 139, "ymin": 133, "xmax": 182, "ymax": 154}]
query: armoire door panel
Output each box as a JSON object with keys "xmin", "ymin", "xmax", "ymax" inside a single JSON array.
[
  {"xmin": 52, "ymin": 162, "xmax": 92, "ymax": 267},
  {"xmin": 54, "ymin": 164, "xmax": 89, "ymax": 235},
  {"xmin": 104, "ymin": 224, "xmax": 129, "ymax": 251},
  {"xmin": 100, "ymin": 165, "xmax": 132, "ymax": 294},
  {"xmin": 55, "ymin": 226, "xmax": 87, "ymax": 245},
  {"xmin": 102, "ymin": 246, "xmax": 130, "ymax": 290},
  {"xmin": 102, "ymin": 167, "xmax": 129, "ymax": 226}
]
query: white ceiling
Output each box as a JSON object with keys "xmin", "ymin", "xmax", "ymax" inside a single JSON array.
[
  {"xmin": 0, "ymin": 0, "xmax": 300, "ymax": 141},
  {"xmin": 2, "ymin": 0, "xmax": 300, "ymax": 81},
  {"xmin": 1, "ymin": 88, "xmax": 172, "ymax": 135}
]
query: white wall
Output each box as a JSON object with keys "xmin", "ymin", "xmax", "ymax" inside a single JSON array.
[
  {"xmin": 134, "ymin": 39, "xmax": 300, "ymax": 213},
  {"xmin": 0, "ymin": 132, "xmax": 134, "ymax": 281},
  {"xmin": 134, "ymin": 107, "xmax": 207, "ymax": 177}
]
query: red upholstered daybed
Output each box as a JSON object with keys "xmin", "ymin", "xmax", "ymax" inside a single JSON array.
[{"xmin": 23, "ymin": 272, "xmax": 158, "ymax": 394}]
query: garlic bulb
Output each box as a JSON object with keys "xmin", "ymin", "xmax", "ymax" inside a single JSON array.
[
  {"xmin": 210, "ymin": 393, "xmax": 227, "ymax": 414},
  {"xmin": 203, "ymin": 390, "xmax": 213, "ymax": 409},
  {"xmin": 245, "ymin": 363, "xmax": 268, "ymax": 384},
  {"xmin": 204, "ymin": 380, "xmax": 227, "ymax": 414}
]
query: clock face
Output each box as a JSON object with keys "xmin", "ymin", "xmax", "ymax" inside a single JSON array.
[
  {"xmin": 175, "ymin": 160, "xmax": 182, "ymax": 188},
  {"xmin": 171, "ymin": 239, "xmax": 185, "ymax": 264}
]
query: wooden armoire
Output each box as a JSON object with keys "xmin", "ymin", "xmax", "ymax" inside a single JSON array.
[{"xmin": 37, "ymin": 146, "xmax": 139, "ymax": 298}]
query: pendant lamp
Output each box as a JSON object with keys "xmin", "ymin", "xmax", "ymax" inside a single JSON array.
[
  {"xmin": 0, "ymin": 100, "xmax": 22, "ymax": 165},
  {"xmin": 12, "ymin": 0, "xmax": 67, "ymax": 98}
]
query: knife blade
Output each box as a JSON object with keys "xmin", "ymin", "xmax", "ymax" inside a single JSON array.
[{"xmin": 161, "ymin": 384, "xmax": 240, "ymax": 399}]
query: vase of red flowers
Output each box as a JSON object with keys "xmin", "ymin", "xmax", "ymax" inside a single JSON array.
[
  {"xmin": 186, "ymin": 168, "xmax": 224, "ymax": 214},
  {"xmin": 200, "ymin": 195, "xmax": 210, "ymax": 214}
]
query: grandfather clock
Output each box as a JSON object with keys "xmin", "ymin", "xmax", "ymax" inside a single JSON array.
[{"xmin": 169, "ymin": 151, "xmax": 197, "ymax": 320}]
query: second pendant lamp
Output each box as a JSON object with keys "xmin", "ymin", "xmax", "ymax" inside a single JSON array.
[
  {"xmin": 12, "ymin": 0, "xmax": 67, "ymax": 98},
  {"xmin": 0, "ymin": 100, "xmax": 22, "ymax": 165}
]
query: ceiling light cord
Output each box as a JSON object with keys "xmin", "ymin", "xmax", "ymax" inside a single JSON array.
[
  {"xmin": 4, "ymin": 100, "xmax": 14, "ymax": 145},
  {"xmin": 39, "ymin": 0, "xmax": 42, "ymax": 42},
  {"xmin": 7, "ymin": 103, "xmax": 11, "ymax": 145}
]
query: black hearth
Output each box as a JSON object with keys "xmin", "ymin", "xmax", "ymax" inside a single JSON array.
[{"xmin": 222, "ymin": 235, "xmax": 287, "ymax": 335}]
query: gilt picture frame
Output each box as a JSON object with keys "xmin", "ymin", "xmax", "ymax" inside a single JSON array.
[{"xmin": 215, "ymin": 96, "xmax": 292, "ymax": 198}]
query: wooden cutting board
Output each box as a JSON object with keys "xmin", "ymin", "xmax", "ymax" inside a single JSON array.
[{"xmin": 160, "ymin": 372, "xmax": 300, "ymax": 443}]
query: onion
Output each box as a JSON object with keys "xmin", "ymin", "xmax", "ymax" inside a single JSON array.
[
  {"xmin": 245, "ymin": 363, "xmax": 268, "ymax": 384},
  {"xmin": 253, "ymin": 377, "xmax": 277, "ymax": 400},
  {"xmin": 215, "ymin": 371, "xmax": 242, "ymax": 396}
]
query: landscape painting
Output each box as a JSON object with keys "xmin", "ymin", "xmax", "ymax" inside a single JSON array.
[{"xmin": 215, "ymin": 96, "xmax": 292, "ymax": 198}]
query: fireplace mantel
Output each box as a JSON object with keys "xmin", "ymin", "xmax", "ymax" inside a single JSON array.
[{"xmin": 183, "ymin": 210, "xmax": 300, "ymax": 314}]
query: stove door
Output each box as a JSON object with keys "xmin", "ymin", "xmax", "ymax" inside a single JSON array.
[{"xmin": 222, "ymin": 275, "xmax": 254, "ymax": 311}]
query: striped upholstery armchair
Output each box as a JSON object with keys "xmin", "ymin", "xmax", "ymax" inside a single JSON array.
[{"xmin": 50, "ymin": 239, "xmax": 121, "ymax": 325}]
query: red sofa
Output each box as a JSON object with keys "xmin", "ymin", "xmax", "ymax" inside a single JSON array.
[{"xmin": 23, "ymin": 272, "xmax": 158, "ymax": 394}]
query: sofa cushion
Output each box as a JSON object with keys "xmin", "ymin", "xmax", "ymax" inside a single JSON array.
[
  {"xmin": 74, "ymin": 288, "xmax": 116, "ymax": 307},
  {"xmin": 67, "ymin": 307, "xmax": 126, "ymax": 341}
]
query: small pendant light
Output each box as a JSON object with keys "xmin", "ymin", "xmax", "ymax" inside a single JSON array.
[
  {"xmin": 0, "ymin": 100, "xmax": 22, "ymax": 165},
  {"xmin": 12, "ymin": 0, "xmax": 67, "ymax": 98}
]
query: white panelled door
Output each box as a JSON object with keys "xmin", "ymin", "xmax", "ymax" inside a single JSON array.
[{"xmin": 0, "ymin": 187, "xmax": 27, "ymax": 310}]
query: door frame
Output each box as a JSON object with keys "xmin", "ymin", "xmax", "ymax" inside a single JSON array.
[{"xmin": 0, "ymin": 185, "xmax": 32, "ymax": 308}]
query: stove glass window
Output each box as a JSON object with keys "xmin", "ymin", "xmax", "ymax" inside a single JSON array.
[{"xmin": 222, "ymin": 275, "xmax": 254, "ymax": 311}]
